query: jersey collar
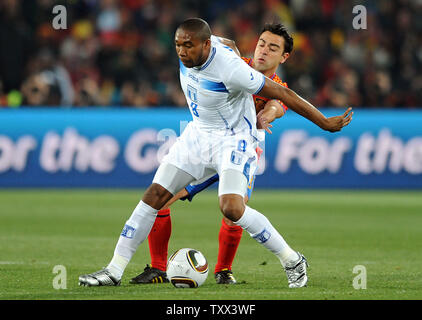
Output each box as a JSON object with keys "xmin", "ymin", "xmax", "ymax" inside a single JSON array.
[{"xmin": 194, "ymin": 46, "xmax": 216, "ymax": 71}]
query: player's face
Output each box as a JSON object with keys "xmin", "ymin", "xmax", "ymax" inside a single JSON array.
[
  {"xmin": 253, "ymin": 31, "xmax": 290, "ymax": 73},
  {"xmin": 175, "ymin": 29, "xmax": 210, "ymax": 68}
]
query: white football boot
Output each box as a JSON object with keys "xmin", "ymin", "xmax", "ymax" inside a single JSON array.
[
  {"xmin": 284, "ymin": 252, "xmax": 308, "ymax": 288},
  {"xmin": 79, "ymin": 269, "xmax": 121, "ymax": 286}
]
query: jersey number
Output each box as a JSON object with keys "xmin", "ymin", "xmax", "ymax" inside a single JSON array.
[
  {"xmin": 238, "ymin": 140, "xmax": 247, "ymax": 152},
  {"xmin": 187, "ymin": 85, "xmax": 199, "ymax": 117},
  {"xmin": 190, "ymin": 102, "xmax": 199, "ymax": 117}
]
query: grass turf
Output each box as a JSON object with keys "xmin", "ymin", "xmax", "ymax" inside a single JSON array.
[{"xmin": 0, "ymin": 189, "xmax": 421, "ymax": 300}]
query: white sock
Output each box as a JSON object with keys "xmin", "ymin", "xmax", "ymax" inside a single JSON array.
[
  {"xmin": 275, "ymin": 248, "xmax": 300, "ymax": 268},
  {"xmin": 234, "ymin": 205, "xmax": 299, "ymax": 267},
  {"xmin": 107, "ymin": 200, "xmax": 158, "ymax": 278},
  {"xmin": 107, "ymin": 254, "xmax": 129, "ymax": 279}
]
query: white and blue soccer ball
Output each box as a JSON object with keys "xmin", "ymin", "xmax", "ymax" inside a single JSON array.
[{"xmin": 166, "ymin": 248, "xmax": 209, "ymax": 288}]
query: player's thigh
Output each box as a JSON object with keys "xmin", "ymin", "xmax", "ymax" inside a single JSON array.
[
  {"xmin": 153, "ymin": 162, "xmax": 196, "ymax": 195},
  {"xmin": 218, "ymin": 169, "xmax": 248, "ymax": 221},
  {"xmin": 160, "ymin": 122, "xmax": 208, "ymax": 183},
  {"xmin": 217, "ymin": 136, "xmax": 258, "ymax": 197},
  {"xmin": 218, "ymin": 169, "xmax": 248, "ymax": 198}
]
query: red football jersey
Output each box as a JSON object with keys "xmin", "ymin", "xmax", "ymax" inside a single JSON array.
[{"xmin": 242, "ymin": 57, "xmax": 288, "ymax": 114}]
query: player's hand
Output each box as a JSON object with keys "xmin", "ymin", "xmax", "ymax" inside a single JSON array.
[
  {"xmin": 256, "ymin": 109, "xmax": 273, "ymax": 134},
  {"xmin": 322, "ymin": 107, "xmax": 353, "ymax": 132}
]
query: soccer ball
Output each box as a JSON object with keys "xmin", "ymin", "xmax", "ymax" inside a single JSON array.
[{"xmin": 166, "ymin": 248, "xmax": 209, "ymax": 288}]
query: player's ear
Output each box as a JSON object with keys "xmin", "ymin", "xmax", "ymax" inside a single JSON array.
[
  {"xmin": 203, "ymin": 38, "xmax": 211, "ymax": 49},
  {"xmin": 280, "ymin": 52, "xmax": 290, "ymax": 64}
]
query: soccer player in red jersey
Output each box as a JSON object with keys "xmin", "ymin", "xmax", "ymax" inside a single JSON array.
[{"xmin": 130, "ymin": 23, "xmax": 294, "ymax": 285}]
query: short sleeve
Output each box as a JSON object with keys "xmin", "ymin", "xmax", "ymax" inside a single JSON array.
[{"xmin": 224, "ymin": 56, "xmax": 266, "ymax": 95}]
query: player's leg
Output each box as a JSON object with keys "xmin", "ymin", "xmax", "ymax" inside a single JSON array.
[
  {"xmin": 214, "ymin": 147, "xmax": 261, "ymax": 284},
  {"xmin": 107, "ymin": 163, "xmax": 195, "ymax": 279},
  {"xmin": 214, "ymin": 216, "xmax": 243, "ymax": 284},
  {"xmin": 79, "ymin": 163, "xmax": 195, "ymax": 286},
  {"xmin": 218, "ymin": 169, "xmax": 308, "ymax": 288},
  {"xmin": 129, "ymin": 189, "xmax": 190, "ymax": 284},
  {"xmin": 130, "ymin": 207, "xmax": 172, "ymax": 284},
  {"xmin": 130, "ymin": 173, "xmax": 219, "ymax": 284},
  {"xmin": 214, "ymin": 178, "xmax": 253, "ymax": 284}
]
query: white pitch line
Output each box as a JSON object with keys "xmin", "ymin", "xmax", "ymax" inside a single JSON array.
[
  {"xmin": 0, "ymin": 261, "xmax": 25, "ymax": 265},
  {"xmin": 0, "ymin": 261, "xmax": 51, "ymax": 265}
]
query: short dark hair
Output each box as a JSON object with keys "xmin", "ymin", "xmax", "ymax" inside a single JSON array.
[
  {"xmin": 177, "ymin": 18, "xmax": 211, "ymax": 42},
  {"xmin": 262, "ymin": 23, "xmax": 293, "ymax": 54}
]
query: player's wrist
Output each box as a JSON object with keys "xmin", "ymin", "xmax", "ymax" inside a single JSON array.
[{"xmin": 318, "ymin": 117, "xmax": 330, "ymax": 131}]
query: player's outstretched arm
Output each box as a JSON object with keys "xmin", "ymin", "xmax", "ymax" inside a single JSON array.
[
  {"xmin": 256, "ymin": 100, "xmax": 285, "ymax": 134},
  {"xmin": 258, "ymin": 78, "xmax": 353, "ymax": 132}
]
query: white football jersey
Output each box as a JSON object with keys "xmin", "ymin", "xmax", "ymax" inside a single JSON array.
[{"xmin": 179, "ymin": 35, "xmax": 266, "ymax": 138}]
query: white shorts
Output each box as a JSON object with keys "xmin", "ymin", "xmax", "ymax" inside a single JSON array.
[{"xmin": 160, "ymin": 122, "xmax": 259, "ymax": 194}]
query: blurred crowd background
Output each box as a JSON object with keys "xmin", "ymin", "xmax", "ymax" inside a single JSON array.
[{"xmin": 0, "ymin": 0, "xmax": 421, "ymax": 109}]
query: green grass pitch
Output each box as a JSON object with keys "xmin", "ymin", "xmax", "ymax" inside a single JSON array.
[{"xmin": 0, "ymin": 189, "xmax": 421, "ymax": 300}]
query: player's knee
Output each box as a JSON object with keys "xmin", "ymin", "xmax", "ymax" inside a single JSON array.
[
  {"xmin": 142, "ymin": 183, "xmax": 173, "ymax": 210},
  {"xmin": 223, "ymin": 216, "xmax": 236, "ymax": 227},
  {"xmin": 219, "ymin": 195, "xmax": 245, "ymax": 222}
]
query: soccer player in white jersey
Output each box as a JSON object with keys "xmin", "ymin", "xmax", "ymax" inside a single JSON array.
[
  {"xmin": 129, "ymin": 24, "xmax": 291, "ymax": 286},
  {"xmin": 79, "ymin": 18, "xmax": 352, "ymax": 288}
]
